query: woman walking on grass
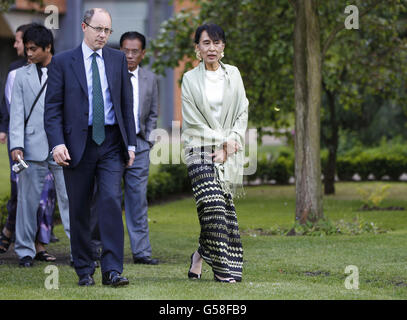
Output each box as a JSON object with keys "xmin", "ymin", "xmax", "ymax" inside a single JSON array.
[{"xmin": 181, "ymin": 24, "xmax": 248, "ymax": 283}]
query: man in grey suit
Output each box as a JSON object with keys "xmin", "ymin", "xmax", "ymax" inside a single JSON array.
[
  {"xmin": 9, "ymin": 24, "xmax": 70, "ymax": 267},
  {"xmin": 120, "ymin": 31, "xmax": 159, "ymax": 265}
]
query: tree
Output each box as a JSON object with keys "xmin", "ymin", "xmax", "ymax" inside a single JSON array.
[
  {"xmin": 290, "ymin": 0, "xmax": 323, "ymax": 224},
  {"xmin": 319, "ymin": 1, "xmax": 407, "ymax": 194},
  {"xmin": 0, "ymin": 0, "xmax": 43, "ymax": 12}
]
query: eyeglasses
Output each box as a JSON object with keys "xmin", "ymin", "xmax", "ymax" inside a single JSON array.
[
  {"xmin": 84, "ymin": 22, "xmax": 113, "ymax": 35},
  {"xmin": 122, "ymin": 48, "xmax": 142, "ymax": 56}
]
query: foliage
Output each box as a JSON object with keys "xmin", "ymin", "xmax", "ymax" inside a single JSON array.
[
  {"xmin": 290, "ymin": 217, "xmax": 386, "ymax": 236},
  {"xmin": 321, "ymin": 1, "xmax": 407, "ymax": 109},
  {"xmin": 247, "ymin": 139, "xmax": 407, "ymax": 185},
  {"xmin": 246, "ymin": 147, "xmax": 294, "ymax": 185},
  {"xmin": 147, "ymin": 163, "xmax": 191, "ymax": 202},
  {"xmin": 0, "ymin": 0, "xmax": 13, "ymax": 11},
  {"xmin": 0, "ymin": 0, "xmax": 44, "ymax": 12},
  {"xmin": 158, "ymin": 163, "xmax": 191, "ymax": 193},
  {"xmin": 320, "ymin": 1, "xmax": 407, "ymax": 192},
  {"xmin": 335, "ymin": 139, "xmax": 407, "ymax": 181},
  {"xmin": 357, "ymin": 184, "xmax": 391, "ymax": 208},
  {"xmin": 336, "ymin": 101, "xmax": 407, "ymax": 148},
  {"xmin": 244, "ymin": 217, "xmax": 386, "ymax": 236}
]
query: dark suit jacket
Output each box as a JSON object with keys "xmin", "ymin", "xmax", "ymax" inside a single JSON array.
[
  {"xmin": 135, "ymin": 67, "xmax": 158, "ymax": 147},
  {"xmin": 0, "ymin": 59, "xmax": 27, "ymax": 133},
  {"xmin": 44, "ymin": 45, "xmax": 136, "ymax": 168}
]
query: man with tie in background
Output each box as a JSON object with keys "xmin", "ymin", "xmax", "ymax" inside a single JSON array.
[
  {"xmin": 9, "ymin": 24, "xmax": 70, "ymax": 267},
  {"xmin": 120, "ymin": 31, "xmax": 159, "ymax": 266},
  {"xmin": 44, "ymin": 8, "xmax": 136, "ymax": 287}
]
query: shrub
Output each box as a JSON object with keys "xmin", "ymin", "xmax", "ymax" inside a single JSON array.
[
  {"xmin": 269, "ymin": 156, "xmax": 293, "ymax": 185},
  {"xmin": 242, "ymin": 217, "xmax": 386, "ymax": 236},
  {"xmin": 357, "ymin": 184, "xmax": 391, "ymax": 208},
  {"xmin": 147, "ymin": 163, "xmax": 191, "ymax": 202},
  {"xmin": 158, "ymin": 163, "xmax": 190, "ymax": 193},
  {"xmin": 330, "ymin": 140, "xmax": 407, "ymax": 181}
]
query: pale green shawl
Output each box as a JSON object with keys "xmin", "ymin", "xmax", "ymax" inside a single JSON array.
[{"xmin": 181, "ymin": 61, "xmax": 249, "ymax": 197}]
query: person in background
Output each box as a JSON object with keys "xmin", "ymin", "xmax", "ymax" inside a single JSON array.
[
  {"xmin": 9, "ymin": 24, "xmax": 70, "ymax": 267},
  {"xmin": 120, "ymin": 31, "xmax": 159, "ymax": 265},
  {"xmin": 0, "ymin": 24, "xmax": 60, "ymax": 257}
]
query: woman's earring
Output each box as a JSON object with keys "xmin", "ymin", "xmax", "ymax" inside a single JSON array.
[
  {"xmin": 196, "ymin": 50, "xmax": 202, "ymax": 61},
  {"xmin": 220, "ymin": 51, "xmax": 225, "ymax": 60}
]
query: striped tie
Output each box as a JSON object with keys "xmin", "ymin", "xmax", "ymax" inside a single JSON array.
[{"xmin": 91, "ymin": 52, "xmax": 105, "ymax": 145}]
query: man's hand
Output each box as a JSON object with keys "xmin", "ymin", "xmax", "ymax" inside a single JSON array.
[
  {"xmin": 53, "ymin": 144, "xmax": 71, "ymax": 166},
  {"xmin": 223, "ymin": 139, "xmax": 240, "ymax": 155},
  {"xmin": 0, "ymin": 132, "xmax": 7, "ymax": 144},
  {"xmin": 127, "ymin": 150, "xmax": 135, "ymax": 168},
  {"xmin": 210, "ymin": 149, "xmax": 228, "ymax": 164},
  {"xmin": 11, "ymin": 149, "xmax": 24, "ymax": 162}
]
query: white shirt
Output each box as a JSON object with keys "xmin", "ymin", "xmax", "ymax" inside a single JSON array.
[
  {"xmin": 205, "ymin": 67, "xmax": 224, "ymax": 124},
  {"xmin": 40, "ymin": 67, "xmax": 48, "ymax": 86},
  {"xmin": 129, "ymin": 66, "xmax": 140, "ymax": 134},
  {"xmin": 5, "ymin": 69, "xmax": 17, "ymax": 110}
]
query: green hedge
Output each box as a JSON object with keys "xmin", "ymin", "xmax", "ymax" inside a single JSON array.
[
  {"xmin": 336, "ymin": 152, "xmax": 407, "ymax": 181},
  {"xmin": 147, "ymin": 163, "xmax": 191, "ymax": 202},
  {"xmin": 245, "ymin": 142, "xmax": 407, "ymax": 185},
  {"xmin": 246, "ymin": 149, "xmax": 294, "ymax": 185}
]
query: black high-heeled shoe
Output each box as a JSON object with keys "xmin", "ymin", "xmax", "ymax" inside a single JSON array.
[
  {"xmin": 188, "ymin": 252, "xmax": 201, "ymax": 279},
  {"xmin": 214, "ymin": 274, "xmax": 236, "ymax": 283}
]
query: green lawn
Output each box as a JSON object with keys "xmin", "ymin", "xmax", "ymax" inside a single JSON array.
[{"xmin": 0, "ymin": 177, "xmax": 406, "ymax": 299}]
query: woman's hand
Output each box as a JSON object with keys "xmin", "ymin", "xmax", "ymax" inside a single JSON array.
[
  {"xmin": 223, "ymin": 139, "xmax": 240, "ymax": 155},
  {"xmin": 210, "ymin": 149, "xmax": 228, "ymax": 163}
]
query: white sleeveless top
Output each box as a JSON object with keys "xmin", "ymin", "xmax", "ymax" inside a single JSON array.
[{"xmin": 205, "ymin": 67, "xmax": 225, "ymax": 124}]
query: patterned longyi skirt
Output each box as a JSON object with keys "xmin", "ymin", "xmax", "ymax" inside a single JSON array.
[{"xmin": 185, "ymin": 146, "xmax": 243, "ymax": 282}]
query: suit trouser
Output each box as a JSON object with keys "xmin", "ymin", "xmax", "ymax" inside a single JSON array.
[
  {"xmin": 4, "ymin": 136, "xmax": 18, "ymax": 233},
  {"xmin": 123, "ymin": 135, "xmax": 152, "ymax": 258},
  {"xmin": 14, "ymin": 155, "xmax": 70, "ymax": 259},
  {"xmin": 63, "ymin": 125, "xmax": 125, "ymax": 277}
]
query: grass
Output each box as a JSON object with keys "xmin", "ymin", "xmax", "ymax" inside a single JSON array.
[{"xmin": 1, "ymin": 178, "xmax": 406, "ymax": 299}]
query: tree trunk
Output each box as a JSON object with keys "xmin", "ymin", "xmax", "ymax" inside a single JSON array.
[
  {"xmin": 292, "ymin": 0, "xmax": 323, "ymax": 226},
  {"xmin": 323, "ymin": 88, "xmax": 338, "ymax": 195}
]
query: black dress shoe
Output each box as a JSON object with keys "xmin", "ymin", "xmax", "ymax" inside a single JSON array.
[
  {"xmin": 19, "ymin": 256, "xmax": 33, "ymax": 267},
  {"xmin": 102, "ymin": 271, "xmax": 129, "ymax": 287},
  {"xmin": 78, "ymin": 274, "xmax": 95, "ymax": 286},
  {"xmin": 133, "ymin": 256, "xmax": 159, "ymax": 265}
]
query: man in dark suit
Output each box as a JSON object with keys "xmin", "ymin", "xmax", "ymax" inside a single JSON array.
[
  {"xmin": 44, "ymin": 8, "xmax": 136, "ymax": 287},
  {"xmin": 120, "ymin": 31, "xmax": 159, "ymax": 265}
]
